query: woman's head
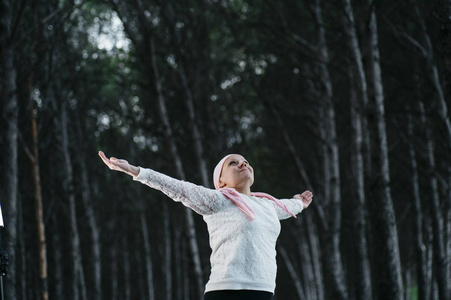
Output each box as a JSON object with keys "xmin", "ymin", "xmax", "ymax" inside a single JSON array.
[{"xmin": 213, "ymin": 154, "xmax": 254, "ymax": 192}]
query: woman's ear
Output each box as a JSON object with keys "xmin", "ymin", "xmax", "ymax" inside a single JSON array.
[{"xmin": 219, "ymin": 179, "xmax": 226, "ymax": 188}]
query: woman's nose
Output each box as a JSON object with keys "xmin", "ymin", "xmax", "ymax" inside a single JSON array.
[{"xmin": 239, "ymin": 161, "xmax": 247, "ymax": 167}]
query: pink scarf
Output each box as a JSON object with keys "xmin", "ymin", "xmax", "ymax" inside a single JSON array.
[{"xmin": 213, "ymin": 155, "xmax": 296, "ymax": 220}]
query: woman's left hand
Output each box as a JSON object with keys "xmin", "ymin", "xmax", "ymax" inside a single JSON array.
[{"xmin": 293, "ymin": 190, "xmax": 313, "ymax": 208}]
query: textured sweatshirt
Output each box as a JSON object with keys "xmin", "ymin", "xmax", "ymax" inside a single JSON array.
[{"xmin": 134, "ymin": 167, "xmax": 304, "ymax": 293}]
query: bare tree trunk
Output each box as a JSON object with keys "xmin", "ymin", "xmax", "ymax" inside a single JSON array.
[
  {"xmin": 293, "ymin": 224, "xmax": 318, "ymax": 300},
  {"xmin": 447, "ymin": 168, "xmax": 451, "ymax": 298},
  {"xmin": 149, "ymin": 34, "xmax": 205, "ymax": 298},
  {"xmin": 23, "ymin": 79, "xmax": 49, "ymax": 300},
  {"xmin": 75, "ymin": 116, "xmax": 102, "ymax": 300},
  {"xmin": 122, "ymin": 230, "xmax": 131, "ymax": 300},
  {"xmin": 411, "ymin": 0, "xmax": 451, "ymax": 147},
  {"xmin": 408, "ymin": 113, "xmax": 429, "ymax": 300},
  {"xmin": 342, "ymin": 0, "xmax": 372, "ymax": 177},
  {"xmin": 312, "ymin": 1, "xmax": 348, "ymax": 298},
  {"xmin": 425, "ymin": 217, "xmax": 434, "ymax": 300},
  {"xmin": 412, "ymin": 5, "xmax": 451, "ymax": 298},
  {"xmin": 163, "ymin": 202, "xmax": 172, "ymax": 300},
  {"xmin": 50, "ymin": 213, "xmax": 64, "ymax": 300},
  {"xmin": 162, "ymin": 2, "xmax": 210, "ymax": 187},
  {"xmin": 258, "ymin": 91, "xmax": 325, "ymax": 300},
  {"xmin": 139, "ymin": 199, "xmax": 155, "ymax": 300},
  {"xmin": 348, "ymin": 70, "xmax": 373, "ymax": 300},
  {"xmin": 258, "ymin": 93, "xmax": 325, "ymax": 300},
  {"xmin": 110, "ymin": 240, "xmax": 118, "ymax": 300},
  {"xmin": 278, "ymin": 243, "xmax": 305, "ymax": 300},
  {"xmin": 16, "ymin": 198, "xmax": 26, "ymax": 300},
  {"xmin": 366, "ymin": 3, "xmax": 403, "ymax": 299},
  {"xmin": 419, "ymin": 102, "xmax": 450, "ymax": 300},
  {"xmin": 60, "ymin": 99, "xmax": 87, "ymax": 300},
  {"xmin": 0, "ymin": 0, "xmax": 18, "ymax": 298},
  {"xmin": 174, "ymin": 225, "xmax": 183, "ymax": 300},
  {"xmin": 110, "ymin": 5, "xmax": 205, "ymax": 295}
]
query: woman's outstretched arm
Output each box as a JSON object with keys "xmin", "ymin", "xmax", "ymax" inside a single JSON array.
[
  {"xmin": 99, "ymin": 151, "xmax": 140, "ymax": 177},
  {"xmin": 98, "ymin": 150, "xmax": 227, "ymax": 215}
]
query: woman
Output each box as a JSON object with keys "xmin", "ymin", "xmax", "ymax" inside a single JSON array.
[{"xmin": 99, "ymin": 151, "xmax": 312, "ymax": 300}]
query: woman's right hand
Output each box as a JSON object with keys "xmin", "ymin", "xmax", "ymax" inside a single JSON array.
[{"xmin": 98, "ymin": 151, "xmax": 140, "ymax": 177}]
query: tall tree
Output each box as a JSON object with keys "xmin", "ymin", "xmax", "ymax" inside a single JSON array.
[
  {"xmin": 311, "ymin": 1, "xmax": 348, "ymax": 298},
  {"xmin": 60, "ymin": 97, "xmax": 88, "ymax": 300},
  {"xmin": 365, "ymin": 2, "xmax": 403, "ymax": 299},
  {"xmin": 0, "ymin": 0, "xmax": 19, "ymax": 298}
]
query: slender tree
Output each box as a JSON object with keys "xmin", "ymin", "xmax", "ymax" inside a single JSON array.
[
  {"xmin": 311, "ymin": 1, "xmax": 348, "ymax": 298},
  {"xmin": 365, "ymin": 2, "xmax": 403, "ymax": 299},
  {"xmin": 0, "ymin": 0, "xmax": 18, "ymax": 298},
  {"xmin": 408, "ymin": 112, "xmax": 429, "ymax": 300}
]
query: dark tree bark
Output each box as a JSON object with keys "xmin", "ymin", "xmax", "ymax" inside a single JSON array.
[
  {"xmin": 60, "ymin": 99, "xmax": 87, "ymax": 300},
  {"xmin": 138, "ymin": 198, "xmax": 155, "ymax": 300},
  {"xmin": 348, "ymin": 70, "xmax": 372, "ymax": 300},
  {"xmin": 408, "ymin": 113, "xmax": 429, "ymax": 300},
  {"xmin": 341, "ymin": 2, "xmax": 374, "ymax": 296},
  {"xmin": 419, "ymin": 102, "xmax": 450, "ymax": 300},
  {"xmin": 311, "ymin": 1, "xmax": 348, "ymax": 298},
  {"xmin": 365, "ymin": 2, "xmax": 403, "ymax": 299},
  {"xmin": 22, "ymin": 78, "xmax": 49, "ymax": 300},
  {"xmin": 278, "ymin": 243, "xmax": 305, "ymax": 300},
  {"xmin": 0, "ymin": 0, "xmax": 18, "ymax": 298},
  {"xmin": 108, "ymin": 2, "xmax": 206, "ymax": 295},
  {"xmin": 148, "ymin": 33, "xmax": 205, "ymax": 298},
  {"xmin": 75, "ymin": 115, "xmax": 102, "ymax": 300}
]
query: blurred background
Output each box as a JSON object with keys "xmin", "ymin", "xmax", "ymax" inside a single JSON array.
[{"xmin": 0, "ymin": 0, "xmax": 450, "ymax": 299}]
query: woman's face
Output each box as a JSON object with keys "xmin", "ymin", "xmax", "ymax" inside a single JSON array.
[{"xmin": 219, "ymin": 154, "xmax": 254, "ymax": 189}]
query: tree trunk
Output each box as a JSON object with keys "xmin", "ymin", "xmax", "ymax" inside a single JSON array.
[
  {"xmin": 278, "ymin": 243, "xmax": 305, "ymax": 300},
  {"xmin": 412, "ymin": 0, "xmax": 451, "ymax": 148},
  {"xmin": 122, "ymin": 229, "xmax": 131, "ymax": 300},
  {"xmin": 408, "ymin": 113, "xmax": 429, "ymax": 300},
  {"xmin": 296, "ymin": 235, "xmax": 314, "ymax": 300},
  {"xmin": 258, "ymin": 91, "xmax": 325, "ymax": 300},
  {"xmin": 26, "ymin": 79, "xmax": 49, "ymax": 300},
  {"xmin": 312, "ymin": 1, "xmax": 347, "ymax": 298},
  {"xmin": 366, "ymin": 3, "xmax": 403, "ymax": 299},
  {"xmin": 149, "ymin": 33, "xmax": 205, "ymax": 298},
  {"xmin": 348, "ymin": 70, "xmax": 373, "ymax": 300},
  {"xmin": 139, "ymin": 199, "xmax": 155, "ymax": 300},
  {"xmin": 0, "ymin": 0, "xmax": 18, "ymax": 298},
  {"xmin": 109, "ymin": 7, "xmax": 205, "ymax": 296},
  {"xmin": 412, "ymin": 5, "xmax": 451, "ymax": 297},
  {"xmin": 75, "ymin": 115, "xmax": 102, "ymax": 300},
  {"xmin": 163, "ymin": 202, "xmax": 172, "ymax": 300},
  {"xmin": 420, "ymin": 102, "xmax": 450, "ymax": 300},
  {"xmin": 110, "ymin": 239, "xmax": 118, "ymax": 300},
  {"xmin": 50, "ymin": 214, "xmax": 64, "ymax": 300},
  {"xmin": 163, "ymin": 1, "xmax": 210, "ymax": 188},
  {"xmin": 60, "ymin": 99, "xmax": 87, "ymax": 300},
  {"xmin": 438, "ymin": 0, "xmax": 451, "ymax": 101},
  {"xmin": 342, "ymin": 0, "xmax": 372, "ymax": 177},
  {"xmin": 174, "ymin": 225, "xmax": 183, "ymax": 300}
]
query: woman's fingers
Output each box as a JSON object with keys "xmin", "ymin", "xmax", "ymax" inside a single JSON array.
[
  {"xmin": 99, "ymin": 151, "xmax": 113, "ymax": 168},
  {"xmin": 303, "ymin": 192, "xmax": 313, "ymax": 201},
  {"xmin": 293, "ymin": 191, "xmax": 313, "ymax": 208},
  {"xmin": 99, "ymin": 151, "xmax": 120, "ymax": 170}
]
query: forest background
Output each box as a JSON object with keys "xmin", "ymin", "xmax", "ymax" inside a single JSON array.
[{"xmin": 1, "ymin": 0, "xmax": 450, "ymax": 300}]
